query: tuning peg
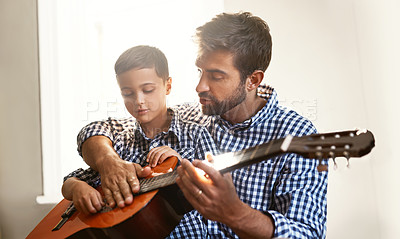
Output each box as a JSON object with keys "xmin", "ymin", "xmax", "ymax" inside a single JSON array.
[
  {"xmin": 343, "ymin": 151, "xmax": 350, "ymax": 168},
  {"xmin": 332, "ymin": 158, "xmax": 338, "ymax": 170}
]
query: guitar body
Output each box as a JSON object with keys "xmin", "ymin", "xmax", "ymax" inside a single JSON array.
[{"xmin": 27, "ymin": 157, "xmax": 190, "ymax": 239}]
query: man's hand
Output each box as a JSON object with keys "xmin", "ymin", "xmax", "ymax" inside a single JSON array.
[
  {"xmin": 175, "ymin": 157, "xmax": 275, "ymax": 238},
  {"xmin": 98, "ymin": 158, "xmax": 151, "ymax": 208},
  {"xmin": 81, "ymin": 136, "xmax": 151, "ymax": 208},
  {"xmin": 175, "ymin": 158, "xmax": 243, "ymax": 223}
]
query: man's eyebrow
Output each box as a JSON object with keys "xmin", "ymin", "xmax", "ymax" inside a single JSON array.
[{"xmin": 204, "ymin": 69, "xmax": 227, "ymax": 75}]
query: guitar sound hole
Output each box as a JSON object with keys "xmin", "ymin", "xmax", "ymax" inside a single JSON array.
[{"xmin": 99, "ymin": 205, "xmax": 113, "ymax": 213}]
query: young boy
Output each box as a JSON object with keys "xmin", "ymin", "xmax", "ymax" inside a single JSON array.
[{"xmin": 62, "ymin": 45, "xmax": 218, "ymax": 214}]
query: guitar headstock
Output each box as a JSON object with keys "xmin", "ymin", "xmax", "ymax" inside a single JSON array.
[{"xmin": 287, "ymin": 129, "xmax": 375, "ymax": 170}]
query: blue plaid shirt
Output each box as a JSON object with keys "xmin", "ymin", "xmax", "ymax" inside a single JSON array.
[
  {"xmin": 73, "ymin": 86, "xmax": 327, "ymax": 238},
  {"xmin": 167, "ymin": 86, "xmax": 327, "ymax": 238},
  {"xmin": 64, "ymin": 108, "xmax": 219, "ymax": 187}
]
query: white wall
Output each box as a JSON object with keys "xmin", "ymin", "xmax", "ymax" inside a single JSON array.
[
  {"xmin": 225, "ymin": 0, "xmax": 398, "ymax": 238},
  {"xmin": 353, "ymin": 0, "xmax": 400, "ymax": 238},
  {"xmin": 0, "ymin": 0, "xmax": 55, "ymax": 238}
]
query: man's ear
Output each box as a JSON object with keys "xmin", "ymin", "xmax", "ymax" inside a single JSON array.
[
  {"xmin": 246, "ymin": 70, "xmax": 264, "ymax": 91},
  {"xmin": 166, "ymin": 77, "xmax": 172, "ymax": 95}
]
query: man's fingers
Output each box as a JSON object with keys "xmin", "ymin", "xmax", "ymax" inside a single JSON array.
[
  {"xmin": 116, "ymin": 179, "xmax": 132, "ymax": 205},
  {"xmin": 192, "ymin": 159, "xmax": 223, "ymax": 185},
  {"xmin": 103, "ymin": 187, "xmax": 116, "ymax": 208},
  {"xmin": 112, "ymin": 190, "xmax": 125, "ymax": 208},
  {"xmin": 127, "ymin": 175, "xmax": 140, "ymax": 194},
  {"xmin": 176, "ymin": 165, "xmax": 212, "ymax": 210}
]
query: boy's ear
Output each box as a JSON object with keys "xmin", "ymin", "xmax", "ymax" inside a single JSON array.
[
  {"xmin": 166, "ymin": 77, "xmax": 172, "ymax": 95},
  {"xmin": 246, "ymin": 70, "xmax": 264, "ymax": 91}
]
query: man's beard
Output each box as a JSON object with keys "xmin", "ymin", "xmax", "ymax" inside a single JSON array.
[{"xmin": 199, "ymin": 83, "xmax": 246, "ymax": 116}]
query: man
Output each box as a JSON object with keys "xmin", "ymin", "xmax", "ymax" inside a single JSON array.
[{"xmin": 77, "ymin": 12, "xmax": 327, "ymax": 238}]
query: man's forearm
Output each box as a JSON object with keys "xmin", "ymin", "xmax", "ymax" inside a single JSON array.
[
  {"xmin": 227, "ymin": 202, "xmax": 275, "ymax": 239},
  {"xmin": 81, "ymin": 135, "xmax": 121, "ymax": 172}
]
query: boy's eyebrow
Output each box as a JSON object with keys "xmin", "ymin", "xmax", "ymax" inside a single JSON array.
[
  {"xmin": 139, "ymin": 82, "xmax": 157, "ymax": 87},
  {"xmin": 120, "ymin": 83, "xmax": 157, "ymax": 90}
]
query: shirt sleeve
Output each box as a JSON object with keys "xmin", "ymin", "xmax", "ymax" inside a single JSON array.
[
  {"xmin": 267, "ymin": 116, "xmax": 328, "ymax": 238},
  {"xmin": 267, "ymin": 154, "xmax": 328, "ymax": 238},
  {"xmin": 63, "ymin": 167, "xmax": 101, "ymax": 188},
  {"xmin": 76, "ymin": 119, "xmax": 115, "ymax": 157}
]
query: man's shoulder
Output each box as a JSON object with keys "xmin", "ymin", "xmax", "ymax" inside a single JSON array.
[
  {"xmin": 172, "ymin": 103, "xmax": 211, "ymax": 125},
  {"xmin": 273, "ymin": 105, "xmax": 317, "ymax": 136}
]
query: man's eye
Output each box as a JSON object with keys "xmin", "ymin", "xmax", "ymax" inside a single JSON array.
[{"xmin": 211, "ymin": 76, "xmax": 223, "ymax": 81}]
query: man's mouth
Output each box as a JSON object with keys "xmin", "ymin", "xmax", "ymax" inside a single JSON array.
[{"xmin": 199, "ymin": 98, "xmax": 212, "ymax": 105}]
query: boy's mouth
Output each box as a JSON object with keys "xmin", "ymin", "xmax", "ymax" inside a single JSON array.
[{"xmin": 137, "ymin": 109, "xmax": 149, "ymax": 114}]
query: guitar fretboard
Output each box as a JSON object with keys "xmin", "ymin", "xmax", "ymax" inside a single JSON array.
[
  {"xmin": 136, "ymin": 171, "xmax": 179, "ymax": 195},
  {"xmin": 135, "ymin": 137, "xmax": 286, "ymax": 195}
]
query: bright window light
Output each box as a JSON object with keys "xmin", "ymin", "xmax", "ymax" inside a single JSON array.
[{"xmin": 37, "ymin": 0, "xmax": 223, "ymax": 203}]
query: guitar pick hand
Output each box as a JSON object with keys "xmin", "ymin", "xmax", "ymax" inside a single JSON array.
[{"xmin": 176, "ymin": 157, "xmax": 275, "ymax": 238}]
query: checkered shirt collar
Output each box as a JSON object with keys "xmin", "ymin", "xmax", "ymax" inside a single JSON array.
[{"xmin": 132, "ymin": 108, "xmax": 181, "ymax": 142}]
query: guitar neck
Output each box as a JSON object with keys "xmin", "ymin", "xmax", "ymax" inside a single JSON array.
[
  {"xmin": 136, "ymin": 137, "xmax": 287, "ymax": 195},
  {"xmin": 136, "ymin": 129, "xmax": 375, "ymax": 195},
  {"xmin": 212, "ymin": 138, "xmax": 286, "ymax": 174}
]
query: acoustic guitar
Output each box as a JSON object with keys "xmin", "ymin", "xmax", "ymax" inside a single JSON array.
[{"xmin": 27, "ymin": 129, "xmax": 375, "ymax": 239}]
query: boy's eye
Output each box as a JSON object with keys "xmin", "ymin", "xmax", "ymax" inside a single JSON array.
[
  {"xmin": 143, "ymin": 87, "xmax": 155, "ymax": 93},
  {"xmin": 121, "ymin": 90, "xmax": 133, "ymax": 97}
]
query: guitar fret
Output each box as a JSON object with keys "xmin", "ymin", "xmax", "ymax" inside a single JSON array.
[{"xmin": 137, "ymin": 171, "xmax": 178, "ymax": 195}]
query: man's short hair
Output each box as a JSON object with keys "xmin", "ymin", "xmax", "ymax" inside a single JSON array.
[{"xmin": 195, "ymin": 12, "xmax": 272, "ymax": 82}]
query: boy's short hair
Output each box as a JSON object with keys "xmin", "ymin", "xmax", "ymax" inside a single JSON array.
[
  {"xmin": 114, "ymin": 45, "xmax": 169, "ymax": 80},
  {"xmin": 195, "ymin": 12, "xmax": 272, "ymax": 82}
]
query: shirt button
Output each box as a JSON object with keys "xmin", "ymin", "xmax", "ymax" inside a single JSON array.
[{"xmin": 151, "ymin": 142, "xmax": 159, "ymax": 148}]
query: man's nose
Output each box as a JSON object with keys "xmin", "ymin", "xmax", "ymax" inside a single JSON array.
[{"xmin": 196, "ymin": 75, "xmax": 209, "ymax": 93}]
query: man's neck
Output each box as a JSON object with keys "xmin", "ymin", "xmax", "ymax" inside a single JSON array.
[{"xmin": 221, "ymin": 96, "xmax": 267, "ymax": 124}]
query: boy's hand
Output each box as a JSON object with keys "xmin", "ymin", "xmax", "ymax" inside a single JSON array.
[
  {"xmin": 146, "ymin": 146, "xmax": 182, "ymax": 168},
  {"xmin": 70, "ymin": 180, "xmax": 105, "ymax": 215}
]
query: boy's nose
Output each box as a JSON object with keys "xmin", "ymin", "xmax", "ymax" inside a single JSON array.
[{"xmin": 136, "ymin": 93, "xmax": 145, "ymax": 105}]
